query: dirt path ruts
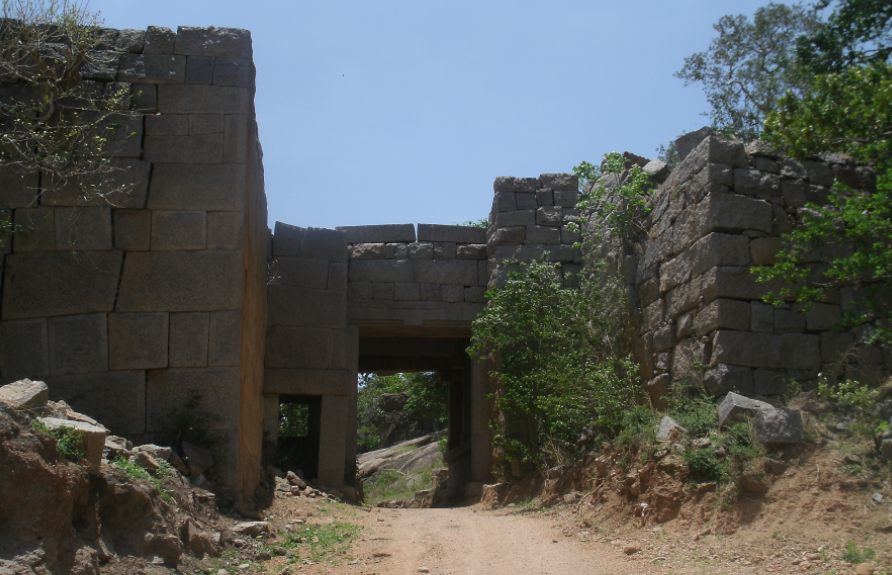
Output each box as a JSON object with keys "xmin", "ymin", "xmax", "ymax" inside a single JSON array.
[{"xmin": 346, "ymin": 507, "xmax": 656, "ymax": 575}]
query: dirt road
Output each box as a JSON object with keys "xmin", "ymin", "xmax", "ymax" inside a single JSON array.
[{"xmin": 345, "ymin": 507, "xmax": 655, "ymax": 575}]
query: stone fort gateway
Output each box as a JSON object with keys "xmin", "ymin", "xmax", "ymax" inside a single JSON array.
[{"xmin": 1, "ymin": 26, "xmax": 888, "ymax": 500}]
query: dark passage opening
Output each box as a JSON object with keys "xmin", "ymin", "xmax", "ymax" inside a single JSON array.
[{"xmin": 275, "ymin": 394, "xmax": 322, "ymax": 481}]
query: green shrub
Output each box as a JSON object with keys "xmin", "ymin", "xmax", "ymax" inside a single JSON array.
[
  {"xmin": 31, "ymin": 420, "xmax": 85, "ymax": 463},
  {"xmin": 683, "ymin": 448, "xmax": 729, "ymax": 482},
  {"xmin": 615, "ymin": 406, "xmax": 658, "ymax": 449},
  {"xmin": 841, "ymin": 541, "xmax": 875, "ymax": 564}
]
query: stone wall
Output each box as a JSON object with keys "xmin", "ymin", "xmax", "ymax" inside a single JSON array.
[
  {"xmin": 616, "ymin": 132, "xmax": 887, "ymax": 403},
  {"xmin": 0, "ymin": 26, "xmax": 267, "ymax": 494}
]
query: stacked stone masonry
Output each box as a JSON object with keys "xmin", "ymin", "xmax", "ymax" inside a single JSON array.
[
  {"xmin": 0, "ymin": 25, "xmax": 265, "ymax": 493},
  {"xmin": 622, "ymin": 133, "xmax": 891, "ymax": 403}
]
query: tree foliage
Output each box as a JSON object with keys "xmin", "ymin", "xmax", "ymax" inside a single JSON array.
[
  {"xmin": 796, "ymin": 0, "xmax": 892, "ymax": 73},
  {"xmin": 0, "ymin": 0, "xmax": 137, "ymax": 205},
  {"xmin": 572, "ymin": 151, "xmax": 653, "ymax": 240},
  {"xmin": 468, "ymin": 259, "xmax": 641, "ymax": 470},
  {"xmin": 675, "ymin": 2, "xmax": 823, "ymax": 141}
]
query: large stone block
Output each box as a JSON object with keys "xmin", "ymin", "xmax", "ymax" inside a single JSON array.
[
  {"xmin": 700, "ymin": 266, "xmax": 777, "ymax": 303},
  {"xmin": 688, "ymin": 233, "xmax": 750, "ymax": 277},
  {"xmin": 54, "ymin": 207, "xmax": 113, "ymax": 250},
  {"xmin": 157, "ymin": 85, "xmax": 249, "ymax": 114},
  {"xmin": 3, "ymin": 251, "xmax": 123, "ymax": 319},
  {"xmin": 185, "ymin": 55, "xmax": 214, "ymax": 84},
  {"xmin": 802, "ymin": 161, "xmax": 834, "ymax": 186},
  {"xmin": 116, "ymin": 251, "xmax": 242, "ymax": 312},
  {"xmin": 372, "ymin": 282, "xmax": 394, "ymax": 299},
  {"xmin": 0, "ymin": 167, "xmax": 38, "ymax": 208},
  {"xmin": 272, "ymin": 222, "xmax": 304, "ymax": 257},
  {"xmin": 733, "ymin": 169, "xmax": 781, "ymax": 196},
  {"xmin": 821, "ymin": 332, "xmax": 855, "ymax": 363},
  {"xmin": 148, "ymin": 164, "xmax": 246, "ymax": 211},
  {"xmin": 206, "ymin": 211, "xmax": 243, "ymax": 249},
  {"xmin": 214, "ymin": 58, "xmax": 252, "ymax": 87},
  {"xmin": 271, "ymin": 257, "xmax": 329, "ymax": 290},
  {"xmin": 492, "ymin": 192, "xmax": 516, "ymax": 212},
  {"xmin": 664, "ymin": 276, "xmax": 702, "ymax": 320},
  {"xmin": 109, "ymin": 312, "xmax": 169, "ymax": 370},
  {"xmin": 143, "ymin": 134, "xmax": 223, "ymax": 163},
  {"xmin": 694, "ymin": 299, "xmax": 751, "ymax": 335},
  {"xmin": 174, "ymin": 27, "xmax": 253, "ymax": 59},
  {"xmin": 151, "ymin": 211, "xmax": 207, "ymax": 250},
  {"xmin": 117, "ymin": 29, "xmax": 145, "ymax": 53},
  {"xmin": 41, "ymin": 159, "xmax": 151, "ymax": 209},
  {"xmin": 385, "ymin": 243, "xmax": 408, "ymax": 259},
  {"xmin": 224, "ymin": 114, "xmax": 248, "ymax": 163},
  {"xmin": 46, "ymin": 371, "xmax": 146, "ymax": 435},
  {"xmin": 13, "ymin": 207, "xmax": 55, "ymax": 252},
  {"xmin": 144, "ymin": 26, "xmax": 176, "ymax": 54},
  {"xmin": 441, "ymin": 284, "xmax": 464, "ymax": 302},
  {"xmin": 804, "ymin": 303, "xmax": 841, "ymax": 332},
  {"xmin": 0, "ymin": 319, "xmax": 48, "ymax": 379},
  {"xmin": 267, "ymin": 285, "xmax": 346, "ymax": 328},
  {"xmin": 265, "ymin": 325, "xmax": 330, "ymax": 369},
  {"xmin": 711, "ymin": 330, "xmax": 820, "ymax": 370},
  {"xmin": 394, "ymin": 282, "xmax": 421, "ymax": 301},
  {"xmin": 487, "ymin": 226, "xmax": 525, "ymax": 247},
  {"xmin": 113, "ymin": 209, "xmax": 151, "ymax": 250},
  {"xmin": 351, "ymin": 243, "xmax": 385, "ymax": 259},
  {"xmin": 536, "ymin": 206, "xmax": 562, "ymax": 227},
  {"xmin": 349, "ymin": 259, "xmax": 414, "ymax": 283},
  {"xmin": 695, "ymin": 192, "xmax": 772, "ymax": 234},
  {"xmin": 539, "ymin": 173, "xmax": 578, "ymax": 191},
  {"xmin": 753, "ymin": 408, "xmax": 804, "ymax": 445},
  {"xmin": 336, "ymin": 224, "xmax": 416, "ymax": 243},
  {"xmin": 208, "ymin": 311, "xmax": 241, "ymax": 367},
  {"xmin": 553, "ymin": 190, "xmax": 579, "ymax": 207},
  {"xmin": 515, "ymin": 192, "xmax": 536, "ymax": 209},
  {"xmin": 525, "ymin": 225, "xmax": 560, "ymax": 244},
  {"xmin": 494, "ymin": 210, "xmax": 534, "ymax": 228},
  {"xmin": 302, "ymin": 227, "xmax": 348, "ymax": 262},
  {"xmin": 753, "ymin": 369, "xmax": 789, "ymax": 395},
  {"xmin": 417, "ymin": 224, "xmax": 486, "ymax": 244},
  {"xmin": 0, "ymin": 378, "xmax": 48, "ymax": 410},
  {"xmin": 48, "ymin": 313, "xmax": 108, "ymax": 376},
  {"xmin": 433, "ymin": 242, "xmax": 456, "ymax": 259},
  {"xmin": 457, "ymin": 244, "xmax": 487, "ymax": 259},
  {"xmin": 718, "ymin": 391, "xmax": 772, "ymax": 428},
  {"xmin": 263, "ymin": 368, "xmax": 349, "ymax": 396},
  {"xmin": 328, "ymin": 263, "xmax": 347, "ymax": 290},
  {"xmin": 38, "ymin": 417, "xmax": 107, "ymax": 473},
  {"xmin": 146, "ymin": 367, "xmax": 239, "ymax": 432},
  {"xmin": 169, "ymin": 312, "xmax": 209, "ymax": 367},
  {"xmin": 703, "ymin": 364, "xmax": 754, "ymax": 396},
  {"xmin": 413, "ymin": 260, "xmax": 478, "ymax": 286},
  {"xmin": 493, "ymin": 176, "xmax": 538, "ymax": 192},
  {"xmin": 117, "ymin": 54, "xmax": 186, "ymax": 84}
]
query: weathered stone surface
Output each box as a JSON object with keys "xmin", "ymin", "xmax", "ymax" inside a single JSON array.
[
  {"xmin": 108, "ymin": 313, "xmax": 168, "ymax": 370},
  {"xmin": 371, "ymin": 282, "xmax": 394, "ymax": 299},
  {"xmin": 525, "ymin": 225, "xmax": 560, "ymax": 245},
  {"xmin": 208, "ymin": 311, "xmax": 241, "ymax": 367},
  {"xmin": 45, "ymin": 370, "xmax": 145, "ymax": 434},
  {"xmin": 0, "ymin": 167, "xmax": 38, "ymax": 208},
  {"xmin": 53, "ymin": 207, "xmax": 112, "ymax": 250},
  {"xmin": 804, "ymin": 303, "xmax": 841, "ymax": 332},
  {"xmin": 457, "ymin": 244, "xmax": 487, "ymax": 259},
  {"xmin": 146, "ymin": 367, "xmax": 239, "ymax": 431},
  {"xmin": 267, "ymin": 285, "xmax": 346, "ymax": 328},
  {"xmin": 750, "ymin": 302, "xmax": 774, "ymax": 332},
  {"xmin": 536, "ymin": 206, "xmax": 562, "ymax": 227},
  {"xmin": 694, "ymin": 299, "xmax": 751, "ymax": 335},
  {"xmin": 494, "ymin": 210, "xmax": 534, "ymax": 228},
  {"xmin": 336, "ymin": 224, "xmax": 416, "ymax": 243},
  {"xmin": 493, "ymin": 192, "xmax": 517, "ymax": 212},
  {"xmin": 413, "ymin": 260, "xmax": 478, "ymax": 286},
  {"xmin": 493, "ymin": 176, "xmax": 538, "ymax": 192},
  {"xmin": 384, "ymin": 243, "xmax": 408, "ymax": 259},
  {"xmin": 348, "ymin": 282, "xmax": 371, "ymax": 299},
  {"xmin": 148, "ymin": 164, "xmax": 246, "ymax": 211},
  {"xmin": 407, "ymin": 242, "xmax": 433, "ymax": 259},
  {"xmin": 652, "ymin": 324, "xmax": 676, "ymax": 352},
  {"xmin": 206, "ymin": 211, "xmax": 243, "ymax": 250},
  {"xmin": 487, "ymin": 226, "xmax": 525, "ymax": 247},
  {"xmin": 302, "ymin": 227, "xmax": 348, "ymax": 262},
  {"xmin": 0, "ymin": 379, "xmax": 48, "ymax": 410},
  {"xmin": 13, "ymin": 207, "xmax": 55, "ymax": 252},
  {"xmin": 464, "ymin": 286, "xmax": 486, "ymax": 303},
  {"xmin": 674, "ymin": 127, "xmax": 716, "ymax": 162},
  {"xmin": 3, "ymin": 251, "xmax": 123, "ymax": 319},
  {"xmin": 643, "ymin": 159, "xmax": 670, "ymax": 180},
  {"xmin": 271, "ymin": 257, "xmax": 329, "ymax": 290},
  {"xmin": 700, "ymin": 266, "xmax": 776, "ymax": 303},
  {"xmin": 118, "ymin": 53, "xmax": 186, "ymax": 83},
  {"xmin": 420, "ymin": 283, "xmax": 441, "ymax": 301},
  {"xmin": 707, "ymin": 163, "xmax": 734, "ymax": 186},
  {"xmin": 711, "ymin": 330, "xmax": 821, "ymax": 370},
  {"xmin": 151, "ymin": 211, "xmax": 206, "ymax": 250},
  {"xmin": 754, "ymin": 157, "xmax": 779, "ymax": 173},
  {"xmin": 174, "ymin": 27, "xmax": 253, "ymax": 59},
  {"xmin": 433, "ymin": 242, "xmax": 456, "ymax": 259},
  {"xmin": 157, "ymin": 85, "xmax": 249, "ymax": 114},
  {"xmin": 553, "ymin": 190, "xmax": 579, "ymax": 208},
  {"xmin": 42, "ymin": 159, "xmax": 151, "ymax": 208},
  {"xmin": 718, "ymin": 391, "xmax": 773, "ymax": 428},
  {"xmin": 394, "ymin": 283, "xmax": 421, "ymax": 301},
  {"xmin": 214, "ymin": 58, "xmax": 252, "ymax": 87},
  {"xmin": 821, "ymin": 332, "xmax": 855, "ymax": 362},
  {"xmin": 696, "ymin": 193, "xmax": 772, "ymax": 234},
  {"xmin": 644, "ymin": 298, "xmax": 664, "ymax": 331},
  {"xmin": 539, "ymin": 173, "xmax": 577, "ymax": 191},
  {"xmin": 774, "ymin": 309, "xmax": 805, "ymax": 333},
  {"xmin": 441, "ymin": 284, "xmax": 464, "ymax": 303},
  {"xmin": 704, "ymin": 364, "xmax": 754, "ymax": 396},
  {"xmin": 0, "ymin": 319, "xmax": 48, "ymax": 379},
  {"xmin": 131, "ymin": 84, "xmax": 157, "ymax": 112},
  {"xmin": 802, "ymin": 161, "xmax": 834, "ymax": 186},
  {"xmin": 749, "ymin": 237, "xmax": 782, "ymax": 265},
  {"xmin": 688, "ymin": 233, "xmax": 750, "ymax": 278},
  {"xmin": 263, "ymin": 368, "xmax": 349, "ymax": 396},
  {"xmin": 664, "ymin": 276, "xmax": 702, "ymax": 320},
  {"xmin": 38, "ymin": 417, "xmax": 107, "ymax": 473},
  {"xmin": 117, "ymin": 29, "xmax": 145, "ymax": 53},
  {"xmin": 169, "ymin": 312, "xmax": 209, "ymax": 367},
  {"xmin": 144, "ymin": 26, "xmax": 176, "ymax": 54},
  {"xmin": 535, "ymin": 189, "xmax": 553, "ymax": 207},
  {"xmin": 184, "ymin": 55, "xmax": 214, "ymax": 84},
  {"xmin": 753, "ymin": 369, "xmax": 789, "ymax": 395},
  {"xmin": 48, "ymin": 313, "xmax": 108, "ymax": 376},
  {"xmin": 349, "ymin": 259, "xmax": 414, "ymax": 283},
  {"xmin": 754, "ymin": 408, "xmax": 804, "ymax": 445},
  {"xmin": 328, "ymin": 263, "xmax": 347, "ymax": 290},
  {"xmin": 144, "ymin": 134, "xmax": 223, "ymax": 163},
  {"xmin": 181, "ymin": 440, "xmax": 216, "ymax": 476},
  {"xmin": 417, "ymin": 224, "xmax": 486, "ymax": 244},
  {"xmin": 116, "ymin": 251, "xmax": 242, "ymax": 312},
  {"xmin": 265, "ymin": 325, "xmax": 331, "ymax": 369},
  {"xmin": 656, "ymin": 416, "xmax": 686, "ymax": 440},
  {"xmin": 113, "ymin": 209, "xmax": 151, "ymax": 250},
  {"xmin": 515, "ymin": 192, "xmax": 536, "ymax": 209},
  {"xmin": 734, "ymin": 169, "xmax": 780, "ymax": 196}
]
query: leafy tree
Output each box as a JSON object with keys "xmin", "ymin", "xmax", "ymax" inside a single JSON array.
[
  {"xmin": 796, "ymin": 0, "xmax": 892, "ymax": 73},
  {"xmin": 0, "ymin": 0, "xmax": 138, "ymax": 209},
  {"xmin": 468, "ymin": 259, "xmax": 640, "ymax": 470},
  {"xmin": 675, "ymin": 2, "xmax": 823, "ymax": 141}
]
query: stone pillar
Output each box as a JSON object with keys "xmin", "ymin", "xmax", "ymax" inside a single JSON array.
[
  {"xmin": 317, "ymin": 394, "xmax": 347, "ymax": 486},
  {"xmin": 344, "ymin": 324, "xmax": 359, "ymax": 481},
  {"xmin": 262, "ymin": 394, "xmax": 279, "ymax": 445},
  {"xmin": 470, "ymin": 358, "xmax": 493, "ymax": 483}
]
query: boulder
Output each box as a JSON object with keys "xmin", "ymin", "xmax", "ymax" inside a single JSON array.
[
  {"xmin": 0, "ymin": 379, "xmax": 48, "ymax": 410},
  {"xmin": 129, "ymin": 451, "xmax": 161, "ymax": 471},
  {"xmin": 38, "ymin": 416, "xmax": 108, "ymax": 474},
  {"xmin": 718, "ymin": 392, "xmax": 772, "ymax": 428},
  {"xmin": 656, "ymin": 416, "xmax": 686, "ymax": 440},
  {"xmin": 232, "ymin": 521, "xmax": 270, "ymax": 537},
  {"xmin": 135, "ymin": 444, "xmax": 173, "ymax": 462},
  {"xmin": 182, "ymin": 441, "xmax": 215, "ymax": 476},
  {"xmin": 753, "ymin": 408, "xmax": 805, "ymax": 446}
]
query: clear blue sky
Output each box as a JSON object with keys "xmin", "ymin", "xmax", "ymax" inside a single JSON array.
[{"xmin": 91, "ymin": 0, "xmax": 769, "ymax": 230}]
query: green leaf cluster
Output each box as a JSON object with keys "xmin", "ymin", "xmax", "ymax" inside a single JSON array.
[
  {"xmin": 31, "ymin": 418, "xmax": 85, "ymax": 463},
  {"xmin": 572, "ymin": 152, "xmax": 653, "ymax": 240},
  {"xmin": 468, "ymin": 258, "xmax": 641, "ymax": 469}
]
